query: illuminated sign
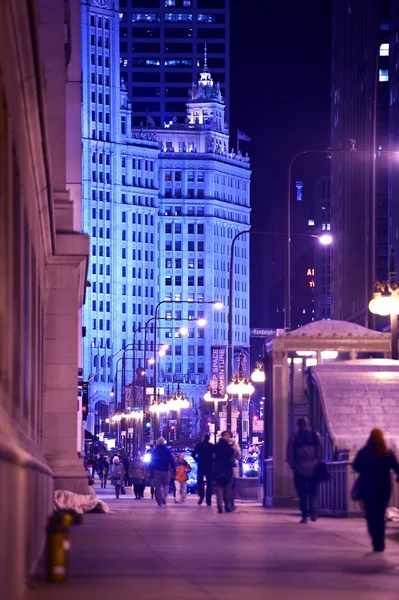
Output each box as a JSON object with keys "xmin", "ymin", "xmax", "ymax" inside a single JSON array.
[
  {"xmin": 210, "ymin": 346, "xmax": 226, "ymax": 399},
  {"xmin": 307, "ymin": 267, "xmax": 315, "ymax": 288}
]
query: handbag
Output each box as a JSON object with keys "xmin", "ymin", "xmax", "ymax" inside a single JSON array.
[
  {"xmin": 350, "ymin": 477, "xmax": 362, "ymax": 502},
  {"xmin": 314, "ymin": 461, "xmax": 329, "ymax": 483}
]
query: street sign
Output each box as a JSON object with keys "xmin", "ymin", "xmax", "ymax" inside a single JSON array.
[
  {"xmin": 210, "ymin": 345, "xmax": 226, "ymax": 399},
  {"xmin": 252, "ymin": 419, "xmax": 264, "ymax": 433},
  {"xmin": 250, "ymin": 328, "xmax": 283, "ymax": 338},
  {"xmin": 121, "ymin": 431, "xmax": 126, "ymax": 437},
  {"xmin": 128, "ymin": 428, "xmax": 134, "ymax": 434}
]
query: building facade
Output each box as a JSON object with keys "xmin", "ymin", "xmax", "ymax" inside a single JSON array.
[
  {"xmin": 1, "ymin": 1, "xmax": 89, "ymax": 598},
  {"xmin": 314, "ymin": 176, "xmax": 332, "ymax": 321},
  {"xmin": 81, "ymin": 0, "xmax": 250, "ymax": 435},
  {"xmin": 330, "ymin": 0, "xmax": 389, "ymax": 324},
  {"xmin": 119, "ymin": 0, "xmax": 230, "ymax": 127}
]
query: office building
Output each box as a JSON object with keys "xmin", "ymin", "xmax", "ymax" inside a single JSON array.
[
  {"xmin": 119, "ymin": 0, "xmax": 230, "ymax": 127},
  {"xmin": 330, "ymin": 0, "xmax": 389, "ymax": 324},
  {"xmin": 314, "ymin": 176, "xmax": 331, "ymax": 321},
  {"xmin": 81, "ymin": 0, "xmax": 250, "ymax": 433}
]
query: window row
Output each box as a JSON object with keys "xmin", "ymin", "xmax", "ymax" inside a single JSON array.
[
  {"xmin": 91, "ymin": 91, "xmax": 110, "ymax": 105},
  {"xmin": 123, "ymin": 27, "xmax": 225, "ymax": 39},
  {"xmin": 127, "ymin": 12, "xmax": 225, "ymax": 24},
  {"xmin": 91, "ymin": 111, "xmax": 110, "ymax": 125},
  {"xmin": 89, "ymin": 15, "xmax": 110, "ymax": 29},
  {"xmin": 162, "ymin": 362, "xmax": 205, "ymax": 375},
  {"xmin": 165, "ymin": 223, "xmax": 204, "ymax": 234},
  {"xmin": 121, "ymin": 157, "xmax": 155, "ymax": 171},
  {"xmin": 121, "ymin": 267, "xmax": 154, "ymax": 279},
  {"xmin": 121, "ymin": 194, "xmax": 155, "ymax": 207},
  {"xmin": 91, "ymin": 129, "xmax": 111, "ymax": 142},
  {"xmin": 165, "ymin": 276, "xmax": 205, "ymax": 286},
  {"xmin": 165, "ymin": 169, "xmax": 204, "ymax": 182},
  {"xmin": 165, "ymin": 240, "xmax": 204, "ymax": 251},
  {"xmin": 90, "ymin": 54, "xmax": 110, "ymax": 68},
  {"xmin": 90, "ymin": 34, "xmax": 109, "ymax": 48},
  {"xmin": 164, "ymin": 206, "xmax": 204, "ymax": 216},
  {"xmin": 164, "ymin": 188, "xmax": 204, "ymax": 199},
  {"xmin": 165, "ymin": 258, "xmax": 204, "ymax": 269},
  {"xmin": 92, "ymin": 171, "xmax": 111, "ymax": 184},
  {"xmin": 164, "ymin": 292, "xmax": 205, "ymax": 302},
  {"xmin": 90, "ymin": 72, "xmax": 110, "ymax": 86}
]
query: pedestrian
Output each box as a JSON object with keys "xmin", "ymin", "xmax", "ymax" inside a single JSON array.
[
  {"xmin": 192, "ymin": 433, "xmax": 214, "ymax": 506},
  {"xmin": 229, "ymin": 433, "xmax": 241, "ymax": 510},
  {"xmin": 110, "ymin": 456, "xmax": 125, "ymax": 499},
  {"xmin": 151, "ymin": 437, "xmax": 176, "ymax": 506},
  {"xmin": 97, "ymin": 454, "xmax": 110, "ymax": 488},
  {"xmin": 353, "ymin": 428, "xmax": 399, "ymax": 552},
  {"xmin": 214, "ymin": 431, "xmax": 235, "ymax": 513},
  {"xmin": 129, "ymin": 451, "xmax": 146, "ymax": 499},
  {"xmin": 174, "ymin": 454, "xmax": 191, "ymax": 504},
  {"xmin": 287, "ymin": 417, "xmax": 322, "ymax": 523},
  {"xmin": 119, "ymin": 452, "xmax": 130, "ymax": 488}
]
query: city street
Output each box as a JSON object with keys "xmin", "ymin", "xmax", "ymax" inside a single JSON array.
[{"xmin": 27, "ymin": 485, "xmax": 399, "ymax": 600}]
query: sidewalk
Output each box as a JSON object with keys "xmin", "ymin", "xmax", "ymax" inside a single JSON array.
[{"xmin": 26, "ymin": 485, "xmax": 399, "ymax": 600}]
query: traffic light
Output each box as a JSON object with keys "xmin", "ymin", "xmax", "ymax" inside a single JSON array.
[{"xmin": 81, "ymin": 381, "xmax": 89, "ymax": 421}]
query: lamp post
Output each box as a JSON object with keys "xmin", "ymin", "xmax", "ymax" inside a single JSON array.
[
  {"xmin": 166, "ymin": 384, "xmax": 189, "ymax": 440},
  {"xmin": 203, "ymin": 390, "xmax": 228, "ymax": 444},
  {"xmin": 226, "ymin": 353, "xmax": 254, "ymax": 456},
  {"xmin": 152, "ymin": 299, "xmax": 224, "ymax": 402},
  {"xmin": 227, "ymin": 228, "xmax": 332, "ymax": 430},
  {"xmin": 368, "ymin": 250, "xmax": 399, "ymax": 360}
]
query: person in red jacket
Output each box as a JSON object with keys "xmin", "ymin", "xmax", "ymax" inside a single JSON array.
[{"xmin": 174, "ymin": 454, "xmax": 191, "ymax": 504}]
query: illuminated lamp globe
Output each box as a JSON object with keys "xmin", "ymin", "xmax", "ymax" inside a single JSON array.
[
  {"xmin": 251, "ymin": 366, "xmax": 266, "ymax": 383},
  {"xmin": 369, "ymin": 292, "xmax": 399, "ymax": 316},
  {"xmin": 226, "ymin": 379, "xmax": 255, "ymax": 396},
  {"xmin": 319, "ymin": 234, "xmax": 333, "ymax": 245},
  {"xmin": 158, "ymin": 349, "xmax": 166, "ymax": 357},
  {"xmin": 203, "ymin": 390, "xmax": 228, "ymax": 402},
  {"xmin": 320, "ymin": 350, "xmax": 338, "ymax": 360},
  {"xmin": 197, "ymin": 318, "xmax": 207, "ymax": 327},
  {"xmin": 213, "ymin": 301, "xmax": 224, "ymax": 310},
  {"xmin": 179, "ymin": 326, "xmax": 189, "ymax": 336}
]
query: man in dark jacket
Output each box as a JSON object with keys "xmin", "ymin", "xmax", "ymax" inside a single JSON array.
[
  {"xmin": 287, "ymin": 417, "xmax": 322, "ymax": 523},
  {"xmin": 151, "ymin": 437, "xmax": 176, "ymax": 506},
  {"xmin": 214, "ymin": 431, "xmax": 235, "ymax": 513},
  {"xmin": 192, "ymin": 433, "xmax": 214, "ymax": 506}
]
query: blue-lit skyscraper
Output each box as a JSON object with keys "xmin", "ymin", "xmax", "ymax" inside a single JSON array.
[{"xmin": 81, "ymin": 0, "xmax": 250, "ymax": 438}]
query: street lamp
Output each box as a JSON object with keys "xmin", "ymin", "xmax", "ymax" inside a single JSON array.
[
  {"xmin": 251, "ymin": 362, "xmax": 266, "ymax": 383},
  {"xmin": 203, "ymin": 389, "xmax": 228, "ymax": 444},
  {"xmin": 226, "ymin": 353, "xmax": 254, "ymax": 455},
  {"xmin": 164, "ymin": 384, "xmax": 189, "ymax": 440},
  {"xmin": 152, "ymin": 299, "xmax": 224, "ymax": 401},
  {"xmin": 368, "ymin": 250, "xmax": 399, "ymax": 359},
  {"xmin": 227, "ymin": 228, "xmax": 331, "ymax": 430}
]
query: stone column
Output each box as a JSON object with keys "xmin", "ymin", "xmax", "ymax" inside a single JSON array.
[
  {"xmin": 43, "ymin": 229, "xmax": 89, "ymax": 493},
  {"xmin": 272, "ymin": 339, "xmax": 296, "ymax": 506}
]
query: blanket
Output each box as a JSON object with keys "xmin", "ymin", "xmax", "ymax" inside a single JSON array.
[{"xmin": 54, "ymin": 489, "xmax": 110, "ymax": 514}]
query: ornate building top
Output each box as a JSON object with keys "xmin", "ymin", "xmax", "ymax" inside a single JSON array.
[{"xmin": 189, "ymin": 46, "xmax": 224, "ymax": 105}]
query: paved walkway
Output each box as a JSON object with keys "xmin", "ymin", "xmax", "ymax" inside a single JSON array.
[{"xmin": 27, "ymin": 484, "xmax": 399, "ymax": 600}]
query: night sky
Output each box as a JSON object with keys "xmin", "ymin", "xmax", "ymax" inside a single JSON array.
[{"xmin": 230, "ymin": 0, "xmax": 332, "ymax": 327}]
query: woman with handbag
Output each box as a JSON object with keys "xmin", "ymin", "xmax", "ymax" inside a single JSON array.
[{"xmin": 353, "ymin": 429, "xmax": 399, "ymax": 552}]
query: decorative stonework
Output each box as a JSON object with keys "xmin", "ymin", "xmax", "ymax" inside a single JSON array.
[{"xmin": 285, "ymin": 320, "xmax": 387, "ymax": 338}]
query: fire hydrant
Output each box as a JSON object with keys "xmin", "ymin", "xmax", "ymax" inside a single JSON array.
[{"xmin": 46, "ymin": 512, "xmax": 73, "ymax": 583}]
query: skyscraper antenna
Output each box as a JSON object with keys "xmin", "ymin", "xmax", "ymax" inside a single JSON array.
[{"xmin": 204, "ymin": 43, "xmax": 207, "ymax": 68}]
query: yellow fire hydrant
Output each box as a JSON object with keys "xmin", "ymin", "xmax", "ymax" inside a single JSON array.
[{"xmin": 46, "ymin": 512, "xmax": 73, "ymax": 583}]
